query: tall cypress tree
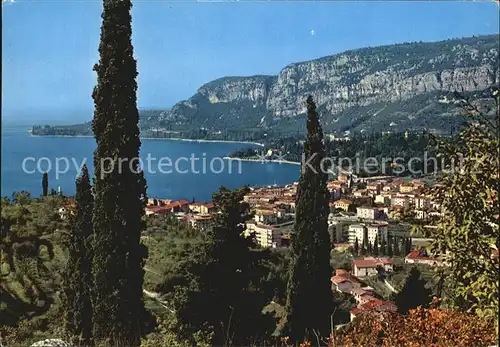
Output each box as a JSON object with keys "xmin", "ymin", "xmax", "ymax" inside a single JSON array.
[
  {"xmin": 393, "ymin": 237, "xmax": 400, "ymax": 256},
  {"xmin": 42, "ymin": 172, "xmax": 48, "ymax": 197},
  {"xmin": 373, "ymin": 236, "xmax": 379, "ymax": 256},
  {"xmin": 90, "ymin": 0, "xmax": 147, "ymax": 343},
  {"xmin": 380, "ymin": 237, "xmax": 387, "ymax": 256},
  {"xmin": 285, "ymin": 96, "xmax": 332, "ymax": 342},
  {"xmin": 387, "ymin": 237, "xmax": 393, "ymax": 257},
  {"xmin": 62, "ymin": 165, "xmax": 93, "ymax": 343}
]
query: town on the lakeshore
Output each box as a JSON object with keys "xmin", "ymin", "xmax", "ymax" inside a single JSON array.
[{"xmin": 111, "ymin": 173, "xmax": 465, "ymax": 322}]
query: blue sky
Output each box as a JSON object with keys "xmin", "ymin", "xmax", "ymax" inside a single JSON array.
[{"xmin": 2, "ymin": 0, "xmax": 498, "ymax": 122}]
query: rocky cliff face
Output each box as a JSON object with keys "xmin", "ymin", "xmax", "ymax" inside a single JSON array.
[{"xmin": 161, "ymin": 35, "xmax": 499, "ymax": 132}]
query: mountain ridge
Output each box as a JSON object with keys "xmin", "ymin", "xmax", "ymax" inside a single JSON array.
[{"xmin": 33, "ymin": 34, "xmax": 499, "ymax": 137}]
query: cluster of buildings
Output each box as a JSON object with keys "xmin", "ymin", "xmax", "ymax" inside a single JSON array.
[
  {"xmin": 145, "ymin": 198, "xmax": 217, "ymax": 232},
  {"xmin": 331, "ymin": 266, "xmax": 397, "ymax": 321},
  {"xmin": 243, "ymin": 184, "xmax": 298, "ymax": 248},
  {"xmin": 139, "ymin": 175, "xmax": 445, "ymax": 252}
]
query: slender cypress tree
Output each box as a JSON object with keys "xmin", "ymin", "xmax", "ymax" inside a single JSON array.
[
  {"xmin": 354, "ymin": 237, "xmax": 359, "ymax": 256},
  {"xmin": 393, "ymin": 237, "xmax": 400, "ymax": 256},
  {"xmin": 363, "ymin": 228, "xmax": 369, "ymax": 248},
  {"xmin": 62, "ymin": 165, "xmax": 93, "ymax": 343},
  {"xmin": 394, "ymin": 267, "xmax": 432, "ymax": 314},
  {"xmin": 285, "ymin": 96, "xmax": 332, "ymax": 342},
  {"xmin": 380, "ymin": 237, "xmax": 387, "ymax": 256},
  {"xmin": 387, "ymin": 237, "xmax": 393, "ymax": 257},
  {"xmin": 90, "ymin": 0, "xmax": 147, "ymax": 343},
  {"xmin": 42, "ymin": 172, "xmax": 48, "ymax": 197},
  {"xmin": 373, "ymin": 236, "xmax": 379, "ymax": 256}
]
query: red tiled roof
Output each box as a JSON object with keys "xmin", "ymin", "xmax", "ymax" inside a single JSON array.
[
  {"xmin": 353, "ymin": 257, "xmax": 392, "ymax": 268},
  {"xmin": 203, "ymin": 202, "xmax": 215, "ymax": 209},
  {"xmin": 350, "ymin": 298, "xmax": 397, "ymax": 315},
  {"xmin": 406, "ymin": 250, "xmax": 437, "ymax": 261},
  {"xmin": 334, "ymin": 199, "xmax": 351, "ymax": 205},
  {"xmin": 331, "ymin": 276, "xmax": 351, "ymax": 285},
  {"xmin": 335, "ymin": 269, "xmax": 349, "ymax": 277},
  {"xmin": 146, "ymin": 205, "xmax": 171, "ymax": 213}
]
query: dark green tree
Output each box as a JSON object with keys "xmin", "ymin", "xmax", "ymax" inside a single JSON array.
[
  {"xmin": 360, "ymin": 241, "xmax": 366, "ymax": 256},
  {"xmin": 373, "ymin": 236, "xmax": 379, "ymax": 256},
  {"xmin": 394, "ymin": 267, "xmax": 432, "ymax": 314},
  {"xmin": 387, "ymin": 237, "xmax": 393, "ymax": 257},
  {"xmin": 353, "ymin": 237, "xmax": 359, "ymax": 256},
  {"xmin": 393, "ymin": 237, "xmax": 400, "ymax": 257},
  {"xmin": 284, "ymin": 96, "xmax": 333, "ymax": 342},
  {"xmin": 367, "ymin": 240, "xmax": 373, "ymax": 255},
  {"xmin": 363, "ymin": 229, "xmax": 369, "ymax": 248},
  {"xmin": 62, "ymin": 165, "xmax": 93, "ymax": 344},
  {"xmin": 380, "ymin": 237, "xmax": 387, "ymax": 256},
  {"xmin": 90, "ymin": 0, "xmax": 148, "ymax": 343},
  {"xmin": 157, "ymin": 187, "xmax": 270, "ymax": 345},
  {"xmin": 42, "ymin": 172, "xmax": 48, "ymax": 197},
  {"xmin": 407, "ymin": 237, "xmax": 413, "ymax": 254}
]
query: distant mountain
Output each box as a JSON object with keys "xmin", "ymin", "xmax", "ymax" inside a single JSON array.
[{"xmin": 33, "ymin": 35, "xmax": 499, "ymax": 137}]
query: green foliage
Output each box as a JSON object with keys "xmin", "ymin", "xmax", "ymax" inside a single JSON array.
[
  {"xmin": 284, "ymin": 96, "xmax": 333, "ymax": 342},
  {"xmin": 90, "ymin": 0, "xmax": 148, "ymax": 344},
  {"xmin": 61, "ymin": 165, "xmax": 93, "ymax": 343},
  {"xmin": 429, "ymin": 89, "xmax": 500, "ymax": 327},
  {"xmin": 155, "ymin": 187, "xmax": 276, "ymax": 346},
  {"xmin": 42, "ymin": 173, "xmax": 48, "ymax": 197},
  {"xmin": 393, "ymin": 267, "xmax": 432, "ymax": 314}
]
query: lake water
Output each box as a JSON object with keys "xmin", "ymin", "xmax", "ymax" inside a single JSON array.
[{"xmin": 1, "ymin": 125, "xmax": 300, "ymax": 202}]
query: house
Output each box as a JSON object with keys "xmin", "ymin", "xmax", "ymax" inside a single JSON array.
[
  {"xmin": 367, "ymin": 183, "xmax": 381, "ymax": 195},
  {"xmin": 367, "ymin": 223, "xmax": 389, "ymax": 243},
  {"xmin": 254, "ymin": 210, "xmax": 277, "ymax": 225},
  {"xmin": 415, "ymin": 196, "xmax": 431, "ymax": 209},
  {"xmin": 147, "ymin": 197, "xmax": 172, "ymax": 206},
  {"xmin": 338, "ymin": 174, "xmax": 349, "ymax": 183},
  {"xmin": 350, "ymin": 298, "xmax": 397, "ymax": 321},
  {"xmin": 145, "ymin": 205, "xmax": 172, "ymax": 216},
  {"xmin": 330, "ymin": 269, "xmax": 356, "ymax": 293},
  {"xmin": 331, "ymin": 275, "xmax": 354, "ymax": 293},
  {"xmin": 374, "ymin": 194, "xmax": 390, "ymax": 206},
  {"xmin": 400, "ymin": 184, "xmax": 414, "ymax": 193},
  {"xmin": 58, "ymin": 203, "xmax": 75, "ymax": 220},
  {"xmin": 405, "ymin": 250, "xmax": 442, "ymax": 266},
  {"xmin": 199, "ymin": 202, "xmax": 216, "ymax": 214},
  {"xmin": 333, "ymin": 199, "xmax": 351, "ymax": 212},
  {"xmin": 246, "ymin": 222, "xmax": 283, "ymax": 248},
  {"xmin": 189, "ymin": 202, "xmax": 203, "ymax": 213},
  {"xmin": 391, "ymin": 195, "xmax": 410, "ymax": 208},
  {"xmin": 356, "ymin": 207, "xmax": 382, "ymax": 220},
  {"xmin": 354, "ymin": 189, "xmax": 367, "ymax": 198},
  {"xmin": 184, "ymin": 214, "xmax": 215, "ymax": 232},
  {"xmin": 352, "ymin": 257, "xmax": 393, "ymax": 277},
  {"xmin": 348, "ymin": 224, "xmax": 366, "ymax": 244}
]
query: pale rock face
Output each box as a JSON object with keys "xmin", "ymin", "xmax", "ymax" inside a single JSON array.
[
  {"xmin": 162, "ymin": 36, "xmax": 499, "ymax": 128},
  {"xmin": 197, "ymin": 76, "xmax": 275, "ymax": 105}
]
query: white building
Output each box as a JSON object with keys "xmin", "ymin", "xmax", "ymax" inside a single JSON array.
[
  {"xmin": 348, "ymin": 224, "xmax": 366, "ymax": 244},
  {"xmin": 367, "ymin": 223, "xmax": 389, "ymax": 243}
]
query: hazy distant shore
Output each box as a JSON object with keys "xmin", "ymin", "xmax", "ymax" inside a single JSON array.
[
  {"xmin": 29, "ymin": 134, "xmax": 264, "ymax": 147},
  {"xmin": 223, "ymin": 156, "xmax": 301, "ymax": 166}
]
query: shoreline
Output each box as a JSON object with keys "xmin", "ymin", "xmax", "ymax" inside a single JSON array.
[
  {"xmin": 29, "ymin": 134, "xmax": 264, "ymax": 147},
  {"xmin": 223, "ymin": 156, "xmax": 301, "ymax": 166}
]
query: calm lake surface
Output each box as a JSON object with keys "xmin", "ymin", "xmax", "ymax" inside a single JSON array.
[{"xmin": 1, "ymin": 125, "xmax": 300, "ymax": 202}]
